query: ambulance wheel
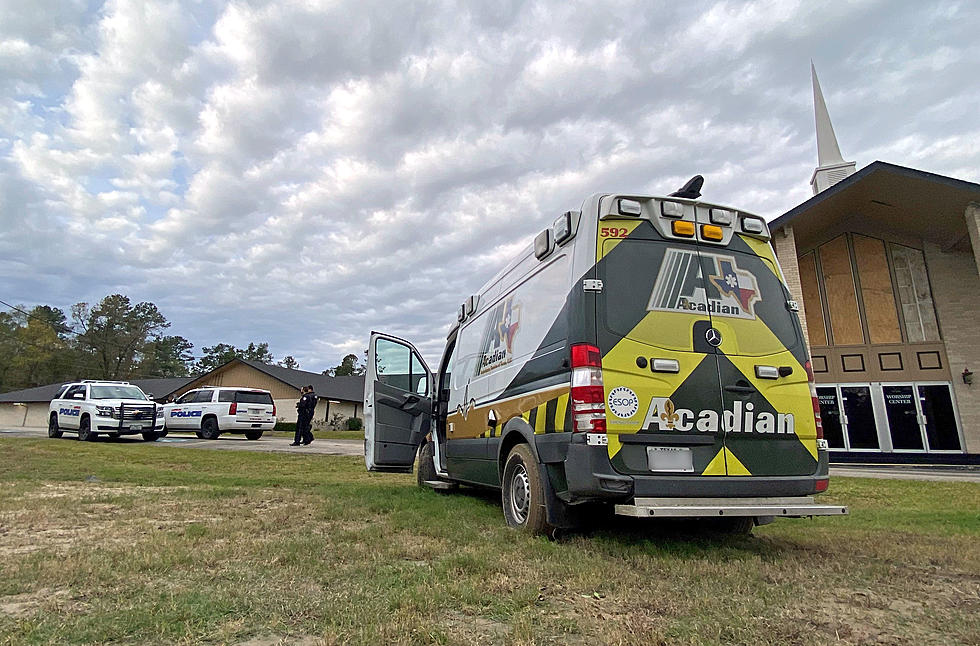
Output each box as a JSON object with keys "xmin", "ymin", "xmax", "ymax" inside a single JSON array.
[
  {"xmin": 200, "ymin": 418, "xmax": 220, "ymax": 440},
  {"xmin": 244, "ymin": 430, "xmax": 263, "ymax": 440},
  {"xmin": 416, "ymin": 441, "xmax": 455, "ymax": 491},
  {"xmin": 48, "ymin": 414, "xmax": 63, "ymax": 438},
  {"xmin": 707, "ymin": 516, "xmax": 755, "ymax": 535},
  {"xmin": 502, "ymin": 444, "xmax": 550, "ymax": 535},
  {"xmin": 142, "ymin": 432, "xmax": 159, "ymax": 442},
  {"xmin": 77, "ymin": 417, "xmax": 96, "ymax": 442}
]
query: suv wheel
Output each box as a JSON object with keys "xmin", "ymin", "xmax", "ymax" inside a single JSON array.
[
  {"xmin": 48, "ymin": 414, "xmax": 63, "ymax": 438},
  {"xmin": 501, "ymin": 444, "xmax": 550, "ymax": 534},
  {"xmin": 200, "ymin": 418, "xmax": 220, "ymax": 440},
  {"xmin": 244, "ymin": 430, "xmax": 263, "ymax": 441},
  {"xmin": 77, "ymin": 417, "xmax": 96, "ymax": 442},
  {"xmin": 142, "ymin": 432, "xmax": 159, "ymax": 442}
]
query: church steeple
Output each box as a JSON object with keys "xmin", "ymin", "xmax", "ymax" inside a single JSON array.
[{"xmin": 809, "ymin": 63, "xmax": 856, "ymax": 195}]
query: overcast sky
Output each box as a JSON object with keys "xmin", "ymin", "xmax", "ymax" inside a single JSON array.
[{"xmin": 1, "ymin": 0, "xmax": 978, "ymax": 372}]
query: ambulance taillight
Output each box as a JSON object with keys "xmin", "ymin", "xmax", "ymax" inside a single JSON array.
[
  {"xmin": 804, "ymin": 360, "xmax": 823, "ymax": 440},
  {"xmin": 570, "ymin": 343, "xmax": 606, "ymax": 434}
]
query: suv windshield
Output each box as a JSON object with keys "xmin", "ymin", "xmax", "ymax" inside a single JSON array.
[{"xmin": 90, "ymin": 385, "xmax": 148, "ymax": 400}]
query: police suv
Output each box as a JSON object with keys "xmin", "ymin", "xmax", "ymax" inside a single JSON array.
[
  {"xmin": 364, "ymin": 178, "xmax": 848, "ymax": 534},
  {"xmin": 48, "ymin": 380, "xmax": 164, "ymax": 441},
  {"xmin": 162, "ymin": 387, "xmax": 276, "ymax": 440}
]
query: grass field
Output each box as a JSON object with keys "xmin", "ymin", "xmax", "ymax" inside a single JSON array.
[{"xmin": 0, "ymin": 439, "xmax": 977, "ymax": 645}]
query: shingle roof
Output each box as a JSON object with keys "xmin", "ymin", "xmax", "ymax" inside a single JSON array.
[
  {"xmin": 236, "ymin": 360, "xmax": 364, "ymax": 401},
  {"xmin": 0, "ymin": 377, "xmax": 195, "ymax": 403}
]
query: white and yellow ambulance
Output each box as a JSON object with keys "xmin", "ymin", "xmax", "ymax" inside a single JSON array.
[{"xmin": 364, "ymin": 179, "xmax": 847, "ymax": 534}]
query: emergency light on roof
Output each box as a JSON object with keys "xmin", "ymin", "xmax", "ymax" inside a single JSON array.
[
  {"xmin": 709, "ymin": 208, "xmax": 734, "ymax": 226},
  {"xmin": 661, "ymin": 201, "xmax": 684, "ymax": 218},
  {"xmin": 741, "ymin": 216, "xmax": 765, "ymax": 234},
  {"xmin": 553, "ymin": 211, "xmax": 575, "ymax": 244},
  {"xmin": 618, "ymin": 199, "xmax": 642, "ymax": 216},
  {"xmin": 534, "ymin": 228, "xmax": 552, "ymax": 260}
]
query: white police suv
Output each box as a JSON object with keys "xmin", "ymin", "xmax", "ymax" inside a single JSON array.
[
  {"xmin": 162, "ymin": 386, "xmax": 276, "ymax": 440},
  {"xmin": 48, "ymin": 380, "xmax": 165, "ymax": 442}
]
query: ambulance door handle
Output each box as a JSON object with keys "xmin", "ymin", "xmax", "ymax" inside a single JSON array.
[{"xmin": 724, "ymin": 385, "xmax": 754, "ymax": 394}]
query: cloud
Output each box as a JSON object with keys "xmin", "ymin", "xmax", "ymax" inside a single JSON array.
[{"xmin": 0, "ymin": 0, "xmax": 978, "ymax": 373}]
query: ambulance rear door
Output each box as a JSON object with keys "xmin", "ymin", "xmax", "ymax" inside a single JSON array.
[
  {"xmin": 705, "ymin": 228, "xmax": 819, "ymax": 477},
  {"xmin": 364, "ymin": 332, "xmax": 433, "ymax": 472},
  {"xmin": 594, "ymin": 196, "xmax": 730, "ymax": 478}
]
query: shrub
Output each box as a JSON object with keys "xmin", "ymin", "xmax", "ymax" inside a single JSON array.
[{"xmin": 345, "ymin": 417, "xmax": 363, "ymax": 431}]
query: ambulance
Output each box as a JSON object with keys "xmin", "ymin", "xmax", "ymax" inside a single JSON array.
[{"xmin": 364, "ymin": 178, "xmax": 847, "ymax": 534}]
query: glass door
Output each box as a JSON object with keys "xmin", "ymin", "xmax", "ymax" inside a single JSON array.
[
  {"xmin": 840, "ymin": 385, "xmax": 879, "ymax": 450},
  {"xmin": 918, "ymin": 384, "xmax": 963, "ymax": 452},
  {"xmin": 881, "ymin": 384, "xmax": 925, "ymax": 451},
  {"xmin": 816, "ymin": 387, "xmax": 846, "ymax": 449}
]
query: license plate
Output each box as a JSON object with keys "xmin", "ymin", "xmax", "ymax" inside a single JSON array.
[
  {"xmin": 130, "ymin": 424, "xmax": 143, "ymax": 431},
  {"xmin": 249, "ymin": 408, "xmax": 262, "ymax": 414},
  {"xmin": 647, "ymin": 446, "xmax": 694, "ymax": 472}
]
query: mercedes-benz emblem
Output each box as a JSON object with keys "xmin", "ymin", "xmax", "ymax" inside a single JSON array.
[{"xmin": 705, "ymin": 328, "xmax": 722, "ymax": 347}]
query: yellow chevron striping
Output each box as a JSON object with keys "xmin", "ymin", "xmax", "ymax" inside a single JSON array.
[
  {"xmin": 702, "ymin": 448, "xmax": 727, "ymax": 476},
  {"xmin": 555, "ymin": 394, "xmax": 568, "ymax": 432},
  {"xmin": 725, "ymin": 448, "xmax": 752, "ymax": 475},
  {"xmin": 534, "ymin": 403, "xmax": 547, "ymax": 434}
]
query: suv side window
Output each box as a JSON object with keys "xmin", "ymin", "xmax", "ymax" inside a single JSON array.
[
  {"xmin": 65, "ymin": 385, "xmax": 86, "ymax": 400},
  {"xmin": 218, "ymin": 390, "xmax": 235, "ymax": 403},
  {"xmin": 54, "ymin": 385, "xmax": 69, "ymax": 400},
  {"xmin": 194, "ymin": 390, "xmax": 215, "ymax": 403},
  {"xmin": 176, "ymin": 391, "xmax": 196, "ymax": 404}
]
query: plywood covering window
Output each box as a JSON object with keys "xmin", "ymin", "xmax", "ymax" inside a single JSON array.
[
  {"xmin": 852, "ymin": 235, "xmax": 901, "ymax": 344},
  {"xmin": 818, "ymin": 236, "xmax": 863, "ymax": 345},
  {"xmin": 797, "ymin": 252, "xmax": 828, "ymax": 346},
  {"xmin": 890, "ymin": 244, "xmax": 940, "ymax": 342}
]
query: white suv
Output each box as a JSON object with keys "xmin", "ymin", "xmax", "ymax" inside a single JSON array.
[
  {"xmin": 48, "ymin": 381, "xmax": 165, "ymax": 442},
  {"xmin": 162, "ymin": 387, "xmax": 276, "ymax": 440}
]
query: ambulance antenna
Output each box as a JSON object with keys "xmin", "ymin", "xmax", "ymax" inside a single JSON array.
[{"xmin": 669, "ymin": 175, "xmax": 703, "ymax": 199}]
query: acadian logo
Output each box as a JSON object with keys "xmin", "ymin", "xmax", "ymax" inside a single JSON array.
[
  {"xmin": 476, "ymin": 296, "xmax": 521, "ymax": 375},
  {"xmin": 647, "ymin": 249, "xmax": 761, "ymax": 320},
  {"xmin": 643, "ymin": 397, "xmax": 795, "ymax": 435}
]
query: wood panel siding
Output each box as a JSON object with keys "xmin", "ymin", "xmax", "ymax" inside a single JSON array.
[
  {"xmin": 852, "ymin": 235, "xmax": 902, "ymax": 344},
  {"xmin": 818, "ymin": 236, "xmax": 864, "ymax": 345},
  {"xmin": 798, "ymin": 252, "xmax": 828, "ymax": 346}
]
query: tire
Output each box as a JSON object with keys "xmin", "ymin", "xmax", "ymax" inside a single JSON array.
[
  {"xmin": 200, "ymin": 418, "xmax": 220, "ymax": 440},
  {"xmin": 195, "ymin": 431, "xmax": 204, "ymax": 439},
  {"xmin": 501, "ymin": 444, "xmax": 550, "ymax": 534},
  {"xmin": 158, "ymin": 430, "xmax": 168, "ymax": 438},
  {"xmin": 706, "ymin": 517, "xmax": 755, "ymax": 536},
  {"xmin": 244, "ymin": 430, "xmax": 263, "ymax": 441},
  {"xmin": 416, "ymin": 441, "xmax": 438, "ymax": 488},
  {"xmin": 77, "ymin": 417, "xmax": 96, "ymax": 442},
  {"xmin": 142, "ymin": 432, "xmax": 159, "ymax": 441},
  {"xmin": 48, "ymin": 414, "xmax": 63, "ymax": 438}
]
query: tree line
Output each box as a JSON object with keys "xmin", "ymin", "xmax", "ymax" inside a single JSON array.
[{"xmin": 0, "ymin": 294, "xmax": 361, "ymax": 394}]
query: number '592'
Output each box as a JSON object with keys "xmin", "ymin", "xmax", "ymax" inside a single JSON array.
[{"xmin": 601, "ymin": 227, "xmax": 628, "ymax": 238}]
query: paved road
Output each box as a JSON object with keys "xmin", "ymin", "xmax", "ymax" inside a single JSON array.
[
  {"xmin": 0, "ymin": 426, "xmax": 363, "ymax": 456},
  {"xmin": 3, "ymin": 426, "xmax": 979, "ymax": 482}
]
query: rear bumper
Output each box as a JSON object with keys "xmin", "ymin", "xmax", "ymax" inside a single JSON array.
[
  {"xmin": 217, "ymin": 416, "xmax": 276, "ymax": 432},
  {"xmin": 615, "ymin": 496, "xmax": 848, "ymax": 518},
  {"xmin": 562, "ymin": 436, "xmax": 832, "ymax": 501}
]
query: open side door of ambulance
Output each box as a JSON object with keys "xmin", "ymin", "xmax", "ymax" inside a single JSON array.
[{"xmin": 364, "ymin": 332, "xmax": 433, "ymax": 472}]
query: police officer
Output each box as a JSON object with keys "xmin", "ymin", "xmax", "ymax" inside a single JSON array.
[{"xmin": 291, "ymin": 385, "xmax": 317, "ymax": 446}]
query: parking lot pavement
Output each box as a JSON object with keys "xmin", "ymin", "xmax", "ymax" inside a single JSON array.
[
  {"xmin": 830, "ymin": 464, "xmax": 980, "ymax": 483},
  {"xmin": 0, "ymin": 426, "xmax": 363, "ymax": 457}
]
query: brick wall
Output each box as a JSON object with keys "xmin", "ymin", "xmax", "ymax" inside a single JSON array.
[
  {"xmin": 771, "ymin": 224, "xmax": 811, "ymax": 349},
  {"xmin": 923, "ymin": 231, "xmax": 980, "ymax": 453}
]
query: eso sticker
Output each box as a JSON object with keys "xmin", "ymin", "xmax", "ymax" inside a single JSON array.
[
  {"xmin": 647, "ymin": 249, "xmax": 761, "ymax": 319},
  {"xmin": 607, "ymin": 387, "xmax": 639, "ymax": 419}
]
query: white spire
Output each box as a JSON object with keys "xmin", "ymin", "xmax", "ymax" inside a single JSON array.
[{"xmin": 809, "ymin": 62, "xmax": 855, "ymax": 195}]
